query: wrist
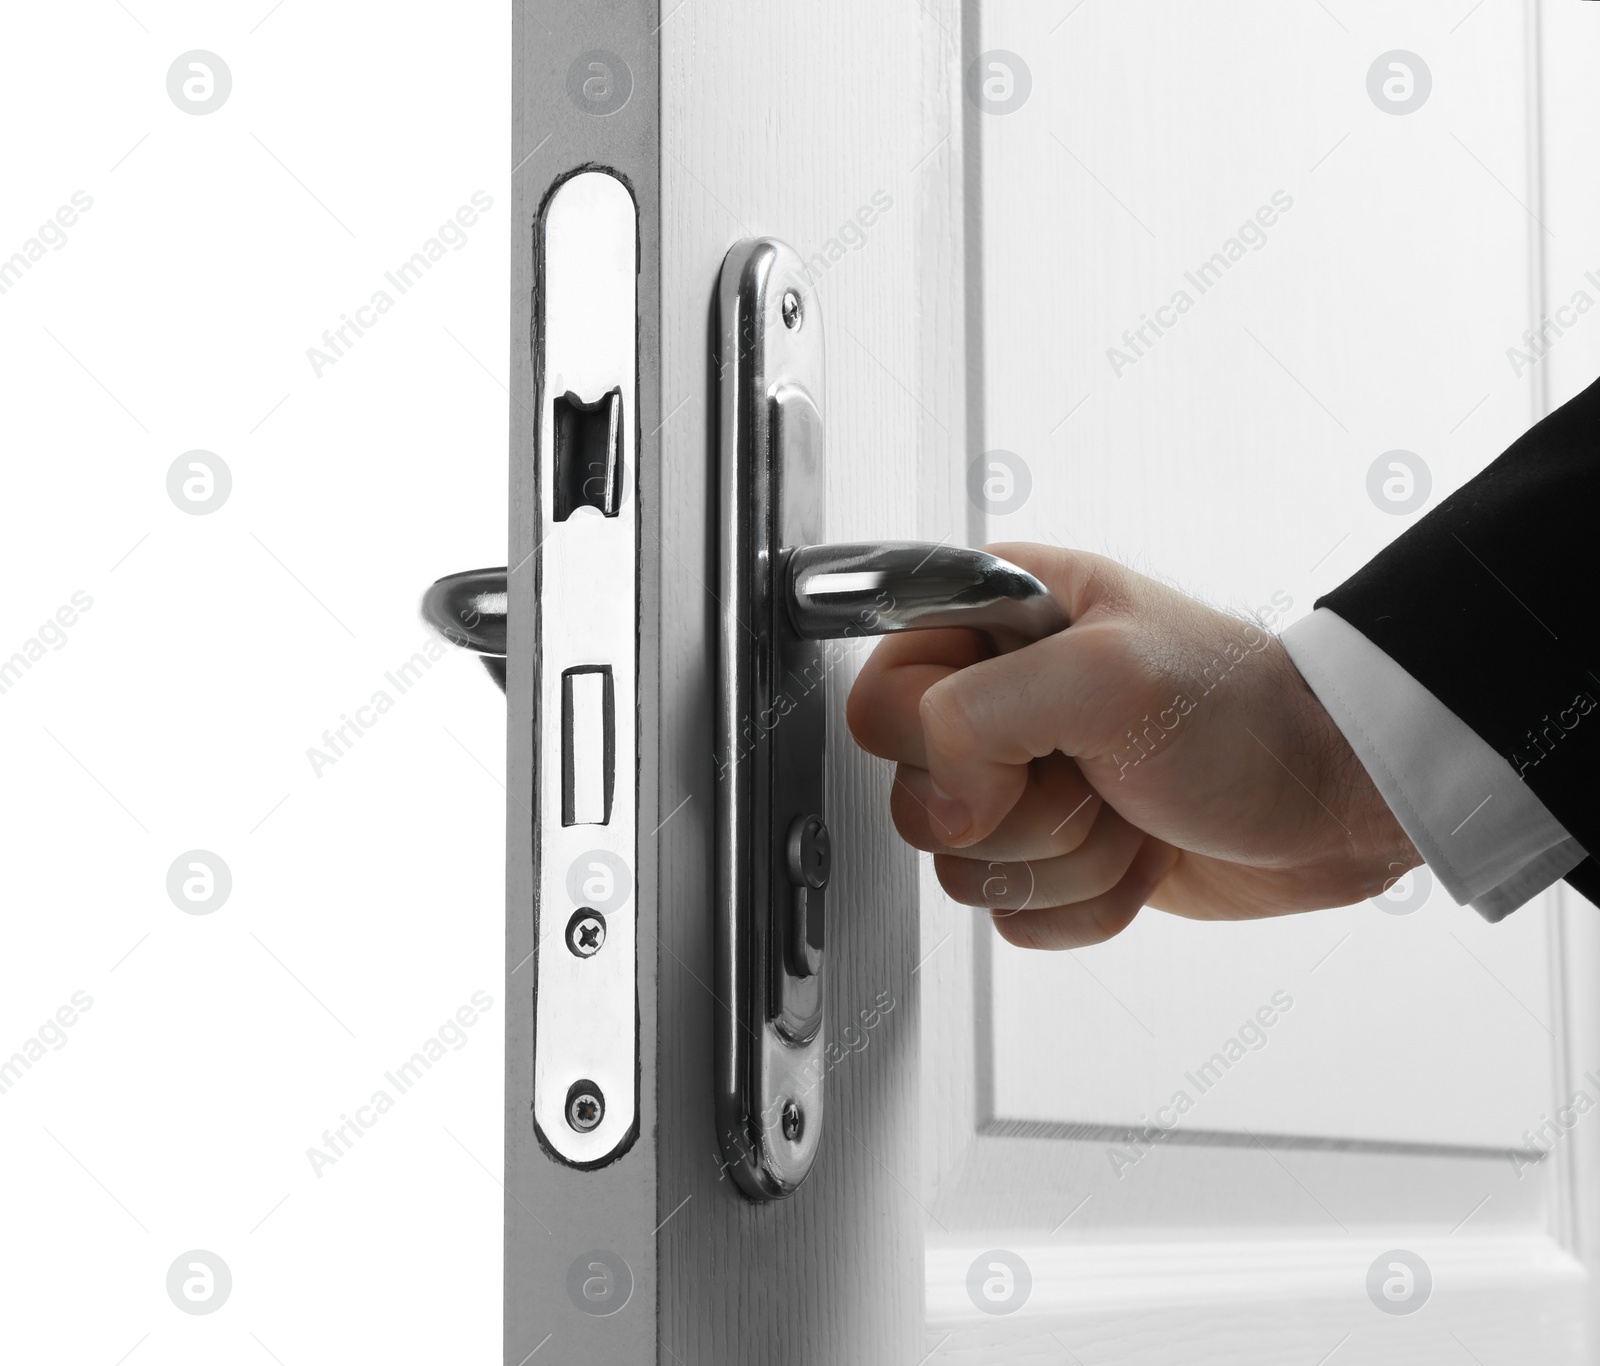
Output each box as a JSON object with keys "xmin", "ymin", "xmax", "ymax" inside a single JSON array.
[{"xmin": 1294, "ymin": 652, "xmax": 1423, "ymax": 899}]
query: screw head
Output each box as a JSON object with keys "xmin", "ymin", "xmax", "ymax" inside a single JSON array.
[
  {"xmin": 568, "ymin": 1083, "xmax": 605, "ymax": 1133},
  {"xmin": 781, "ymin": 289, "xmax": 803, "ymax": 330},
  {"xmin": 567, "ymin": 908, "xmax": 606, "ymax": 958},
  {"xmin": 781, "ymin": 1099, "xmax": 804, "ymax": 1143}
]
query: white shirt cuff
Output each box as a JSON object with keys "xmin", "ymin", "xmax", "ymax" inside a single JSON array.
[{"xmin": 1279, "ymin": 607, "xmax": 1583, "ymax": 921}]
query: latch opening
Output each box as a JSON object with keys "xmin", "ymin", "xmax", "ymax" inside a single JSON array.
[
  {"xmin": 552, "ymin": 388, "xmax": 623, "ymax": 521},
  {"xmin": 561, "ymin": 665, "xmax": 615, "ymax": 826}
]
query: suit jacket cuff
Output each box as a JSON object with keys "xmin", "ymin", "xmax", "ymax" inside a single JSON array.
[{"xmin": 1280, "ymin": 608, "xmax": 1581, "ymax": 920}]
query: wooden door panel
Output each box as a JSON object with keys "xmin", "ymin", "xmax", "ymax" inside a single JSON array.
[
  {"xmin": 973, "ymin": 0, "xmax": 1560, "ymax": 1148},
  {"xmin": 989, "ymin": 898, "xmax": 1559, "ymax": 1148},
  {"xmin": 652, "ymin": 3, "xmax": 960, "ymax": 1362},
  {"xmin": 927, "ymin": 0, "xmax": 1597, "ymax": 1358}
]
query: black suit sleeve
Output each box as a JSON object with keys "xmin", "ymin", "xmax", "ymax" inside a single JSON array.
[{"xmin": 1317, "ymin": 376, "xmax": 1600, "ymax": 908}]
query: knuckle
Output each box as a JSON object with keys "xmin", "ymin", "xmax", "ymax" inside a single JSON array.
[
  {"xmin": 889, "ymin": 785, "xmax": 938, "ymax": 852},
  {"xmin": 977, "ymin": 859, "xmax": 1026, "ymax": 909},
  {"xmin": 933, "ymin": 853, "xmax": 983, "ymax": 907},
  {"xmin": 1087, "ymin": 898, "xmax": 1141, "ymax": 945},
  {"xmin": 991, "ymin": 908, "xmax": 1054, "ymax": 952},
  {"xmin": 1080, "ymin": 845, "xmax": 1128, "ymax": 902},
  {"xmin": 1047, "ymin": 795, "xmax": 1101, "ymax": 856},
  {"xmin": 918, "ymin": 679, "xmax": 982, "ymax": 762},
  {"xmin": 844, "ymin": 674, "xmax": 886, "ymax": 753}
]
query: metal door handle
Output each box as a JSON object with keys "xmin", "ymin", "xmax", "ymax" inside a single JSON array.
[
  {"xmin": 421, "ymin": 544, "xmax": 1061, "ymax": 679},
  {"xmin": 421, "ymin": 567, "xmax": 508, "ymax": 690},
  {"xmin": 785, "ymin": 541, "xmax": 1065, "ymax": 650},
  {"xmin": 421, "ymin": 234, "xmax": 1064, "ymax": 1201}
]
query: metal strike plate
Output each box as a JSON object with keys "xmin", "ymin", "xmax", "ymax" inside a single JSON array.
[
  {"xmin": 715, "ymin": 238, "xmax": 830, "ymax": 1199},
  {"xmin": 532, "ymin": 169, "xmax": 639, "ymax": 1166}
]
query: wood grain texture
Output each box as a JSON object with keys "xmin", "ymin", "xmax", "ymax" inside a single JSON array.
[{"xmin": 654, "ymin": 3, "xmax": 951, "ymax": 1362}]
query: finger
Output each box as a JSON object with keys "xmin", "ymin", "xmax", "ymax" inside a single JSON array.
[
  {"xmin": 988, "ymin": 838, "xmax": 1180, "ymax": 951},
  {"xmin": 848, "ymin": 543, "xmax": 1140, "ymax": 775},
  {"xmin": 847, "ymin": 628, "xmax": 991, "ymax": 765},
  {"xmin": 932, "ymin": 802, "xmax": 1147, "ymax": 911},
  {"xmin": 890, "ymin": 754, "xmax": 1101, "ymax": 860},
  {"xmin": 918, "ymin": 619, "xmax": 1164, "ymax": 846}
]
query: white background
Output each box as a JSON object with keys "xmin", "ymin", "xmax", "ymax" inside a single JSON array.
[{"xmin": 0, "ymin": 5, "xmax": 511, "ymax": 1361}]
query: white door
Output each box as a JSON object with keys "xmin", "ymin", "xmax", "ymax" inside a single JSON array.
[
  {"xmin": 923, "ymin": 1, "xmax": 1600, "ymax": 1360},
  {"xmin": 8, "ymin": 3, "xmax": 1593, "ymax": 1364},
  {"xmin": 503, "ymin": 2, "xmax": 949, "ymax": 1361}
]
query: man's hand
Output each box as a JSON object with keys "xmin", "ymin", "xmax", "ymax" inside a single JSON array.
[{"xmin": 845, "ymin": 543, "xmax": 1421, "ymax": 949}]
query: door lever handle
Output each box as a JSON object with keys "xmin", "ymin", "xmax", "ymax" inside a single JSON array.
[
  {"xmin": 420, "ymin": 567, "xmax": 507, "ymax": 690},
  {"xmin": 785, "ymin": 541, "xmax": 1066, "ymax": 651},
  {"xmin": 420, "ymin": 543, "xmax": 1062, "ymax": 678}
]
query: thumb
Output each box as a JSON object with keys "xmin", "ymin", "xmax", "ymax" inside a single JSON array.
[{"xmin": 981, "ymin": 542, "xmax": 1132, "ymax": 624}]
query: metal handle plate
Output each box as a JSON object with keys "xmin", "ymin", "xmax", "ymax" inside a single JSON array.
[{"xmin": 712, "ymin": 238, "xmax": 1065, "ymax": 1200}]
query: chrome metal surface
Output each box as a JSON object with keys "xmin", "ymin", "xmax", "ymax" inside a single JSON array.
[
  {"xmin": 421, "ymin": 568, "xmax": 508, "ymax": 690},
  {"xmin": 787, "ymin": 541, "xmax": 1068, "ymax": 652},
  {"xmin": 566, "ymin": 909, "xmax": 606, "ymax": 958},
  {"xmin": 422, "ymin": 537, "xmax": 1067, "ymax": 681},
  {"xmin": 433, "ymin": 233, "xmax": 1066, "ymax": 1192},
  {"xmin": 567, "ymin": 1084, "xmax": 605, "ymax": 1133},
  {"xmin": 531, "ymin": 169, "xmax": 639, "ymax": 1167},
  {"xmin": 716, "ymin": 237, "xmax": 830, "ymax": 1199},
  {"xmin": 561, "ymin": 666, "xmax": 615, "ymax": 827}
]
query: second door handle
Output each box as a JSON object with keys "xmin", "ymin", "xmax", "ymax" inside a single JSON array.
[{"xmin": 422, "ymin": 543, "xmax": 1063, "ymax": 670}]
